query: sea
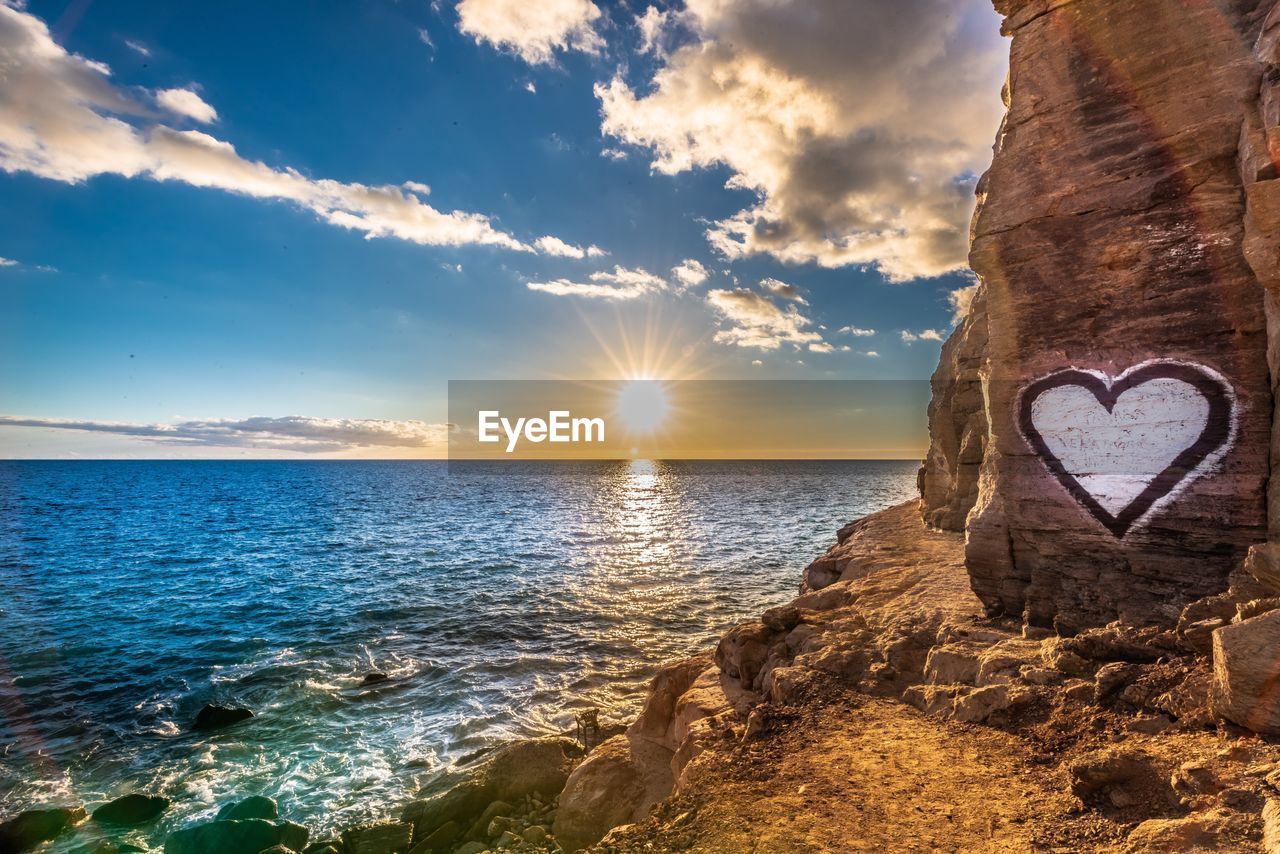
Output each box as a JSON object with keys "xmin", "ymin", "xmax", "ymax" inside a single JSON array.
[{"xmin": 0, "ymin": 459, "xmax": 918, "ymax": 849}]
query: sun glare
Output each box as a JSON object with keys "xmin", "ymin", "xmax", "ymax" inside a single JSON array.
[{"xmin": 614, "ymin": 380, "xmax": 670, "ymax": 434}]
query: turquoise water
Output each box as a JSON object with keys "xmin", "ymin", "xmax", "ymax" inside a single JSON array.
[{"xmin": 0, "ymin": 459, "xmax": 917, "ymax": 848}]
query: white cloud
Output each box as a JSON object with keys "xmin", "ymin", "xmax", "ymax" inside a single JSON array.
[
  {"xmin": 601, "ymin": 147, "xmax": 627, "ymax": 161},
  {"xmin": 864, "ymin": 350, "xmax": 880, "ymax": 358},
  {"xmin": 418, "ymin": 27, "xmax": 436, "ymax": 51},
  {"xmin": 528, "ymin": 265, "xmax": 666, "ymax": 299},
  {"xmin": 636, "ymin": 6, "xmax": 670, "ymax": 55},
  {"xmin": 671, "ymin": 258, "xmax": 708, "ymax": 289},
  {"xmin": 156, "ymin": 87, "xmax": 217, "ymax": 124},
  {"xmin": 456, "ymin": 0, "xmax": 603, "ymax": 64},
  {"xmin": 524, "ymin": 81, "xmax": 537, "ymax": 94},
  {"xmin": 751, "ymin": 358, "xmax": 763, "ymax": 365},
  {"xmin": 705, "ymin": 287, "xmax": 823, "ymax": 350},
  {"xmin": 759, "ymin": 277, "xmax": 805, "ymax": 303},
  {"xmin": 596, "ymin": 0, "xmax": 1005, "ymax": 281},
  {"xmin": 808, "ymin": 341, "xmax": 834, "ymax": 353},
  {"xmin": 402, "ymin": 180, "xmax": 431, "ymax": 195},
  {"xmin": 0, "ymin": 415, "xmax": 453, "ymax": 453},
  {"xmin": 0, "ymin": 257, "xmax": 16, "ymax": 266},
  {"xmin": 838, "ymin": 325, "xmax": 876, "ymax": 337},
  {"xmin": 123, "ymin": 39, "xmax": 150, "ymax": 57},
  {"xmin": 948, "ymin": 280, "xmax": 980, "ymax": 324},
  {"xmin": 534, "ymin": 235, "xmax": 608, "ymax": 259},
  {"xmin": 901, "ymin": 329, "xmax": 944, "ymax": 343},
  {"xmin": 0, "ymin": 4, "xmax": 583, "ymax": 257}
]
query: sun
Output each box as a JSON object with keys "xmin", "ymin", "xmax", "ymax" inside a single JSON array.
[{"xmin": 614, "ymin": 380, "xmax": 671, "ymax": 434}]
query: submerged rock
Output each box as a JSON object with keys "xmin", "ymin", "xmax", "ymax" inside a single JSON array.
[
  {"xmin": 164, "ymin": 818, "xmax": 308, "ymax": 854},
  {"xmin": 92, "ymin": 793, "xmax": 170, "ymax": 825},
  {"xmin": 215, "ymin": 795, "xmax": 278, "ymax": 822},
  {"xmin": 360, "ymin": 672, "xmax": 390, "ymax": 686},
  {"xmin": 0, "ymin": 806, "xmax": 86, "ymax": 852},
  {"xmin": 191, "ymin": 703, "xmax": 253, "ymax": 731}
]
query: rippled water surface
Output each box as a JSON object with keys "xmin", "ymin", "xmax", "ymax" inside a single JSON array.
[{"xmin": 0, "ymin": 459, "xmax": 917, "ymax": 848}]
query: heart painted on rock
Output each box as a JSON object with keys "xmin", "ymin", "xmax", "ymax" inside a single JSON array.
[{"xmin": 1018, "ymin": 361, "xmax": 1235, "ymax": 538}]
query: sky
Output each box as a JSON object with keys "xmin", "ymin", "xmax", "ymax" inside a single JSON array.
[{"xmin": 0, "ymin": 0, "xmax": 1008, "ymax": 458}]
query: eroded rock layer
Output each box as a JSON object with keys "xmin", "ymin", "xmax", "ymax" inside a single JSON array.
[{"xmin": 950, "ymin": 0, "xmax": 1276, "ymax": 629}]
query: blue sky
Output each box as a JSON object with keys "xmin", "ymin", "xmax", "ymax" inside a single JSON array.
[{"xmin": 0, "ymin": 0, "xmax": 1006, "ymax": 457}]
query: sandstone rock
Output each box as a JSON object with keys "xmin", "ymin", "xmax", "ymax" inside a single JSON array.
[
  {"xmin": 919, "ymin": 282, "xmax": 988, "ymax": 533},
  {"xmin": 903, "ymin": 684, "xmax": 963, "ymax": 717},
  {"xmin": 714, "ymin": 622, "xmax": 777, "ymax": 689},
  {"xmin": 164, "ymin": 818, "xmax": 308, "ymax": 854},
  {"xmin": 215, "ymin": 795, "xmax": 277, "ymax": 822},
  {"xmin": 1246, "ymin": 543, "xmax": 1280, "ymax": 593},
  {"xmin": 1094, "ymin": 663, "xmax": 1141, "ymax": 702},
  {"xmin": 627, "ymin": 654, "xmax": 712, "ymax": 751},
  {"xmin": 761, "ymin": 605, "xmax": 802, "ymax": 633},
  {"xmin": 956, "ymin": 0, "xmax": 1272, "ymax": 629},
  {"xmin": 92, "ymin": 793, "xmax": 169, "ymax": 826},
  {"xmin": 1264, "ymin": 797, "xmax": 1280, "ymax": 853},
  {"xmin": 1212, "ymin": 609, "xmax": 1280, "ymax": 733},
  {"xmin": 0, "ymin": 806, "xmax": 86, "ymax": 852},
  {"xmin": 952, "ymin": 684, "xmax": 1027, "ymax": 723},
  {"xmin": 1040, "ymin": 638, "xmax": 1092, "ymax": 678},
  {"xmin": 1125, "ymin": 808, "xmax": 1247, "ymax": 852},
  {"xmin": 482, "ymin": 737, "xmax": 581, "ymax": 805},
  {"xmin": 191, "ymin": 703, "xmax": 253, "ymax": 731},
  {"xmin": 923, "ymin": 644, "xmax": 981, "ymax": 685},
  {"xmin": 1068, "ymin": 751, "xmax": 1152, "ymax": 805},
  {"xmin": 553, "ymin": 733, "xmax": 673, "ymax": 852}
]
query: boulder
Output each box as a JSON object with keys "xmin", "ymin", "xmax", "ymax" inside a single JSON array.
[
  {"xmin": 408, "ymin": 819, "xmax": 459, "ymax": 853},
  {"xmin": 0, "ymin": 806, "xmax": 86, "ymax": 851},
  {"xmin": 1068, "ymin": 751, "xmax": 1156, "ymax": 808},
  {"xmin": 1126, "ymin": 809, "xmax": 1248, "ymax": 852},
  {"xmin": 1212, "ymin": 609, "xmax": 1280, "ymax": 733},
  {"xmin": 553, "ymin": 733, "xmax": 673, "ymax": 852},
  {"xmin": 215, "ymin": 795, "xmax": 278, "ymax": 822},
  {"xmin": 191, "ymin": 704, "xmax": 253, "ymax": 731},
  {"xmin": 92, "ymin": 793, "xmax": 170, "ymax": 825},
  {"xmin": 483, "ymin": 736, "xmax": 581, "ymax": 804},
  {"xmin": 626, "ymin": 655, "xmax": 711, "ymax": 751},
  {"xmin": 1264, "ymin": 797, "xmax": 1280, "ymax": 853},
  {"xmin": 400, "ymin": 737, "xmax": 580, "ymax": 842},
  {"xmin": 341, "ymin": 821, "xmax": 413, "ymax": 854},
  {"xmin": 164, "ymin": 818, "xmax": 308, "ymax": 854}
]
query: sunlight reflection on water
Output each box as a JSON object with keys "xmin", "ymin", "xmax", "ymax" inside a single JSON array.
[{"xmin": 0, "ymin": 459, "xmax": 917, "ymax": 847}]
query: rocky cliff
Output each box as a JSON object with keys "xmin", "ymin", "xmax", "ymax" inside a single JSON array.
[{"xmin": 922, "ymin": 0, "xmax": 1280, "ymax": 633}]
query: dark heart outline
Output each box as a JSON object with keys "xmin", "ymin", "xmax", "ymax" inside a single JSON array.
[{"xmin": 1018, "ymin": 362, "xmax": 1234, "ymax": 538}]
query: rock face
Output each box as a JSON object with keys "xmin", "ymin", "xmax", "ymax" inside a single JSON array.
[
  {"xmin": 926, "ymin": 0, "xmax": 1279, "ymax": 629},
  {"xmin": 919, "ymin": 283, "xmax": 989, "ymax": 532}
]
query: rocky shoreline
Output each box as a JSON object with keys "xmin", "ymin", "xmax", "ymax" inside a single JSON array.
[{"xmin": 14, "ymin": 500, "xmax": 1280, "ymax": 852}]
